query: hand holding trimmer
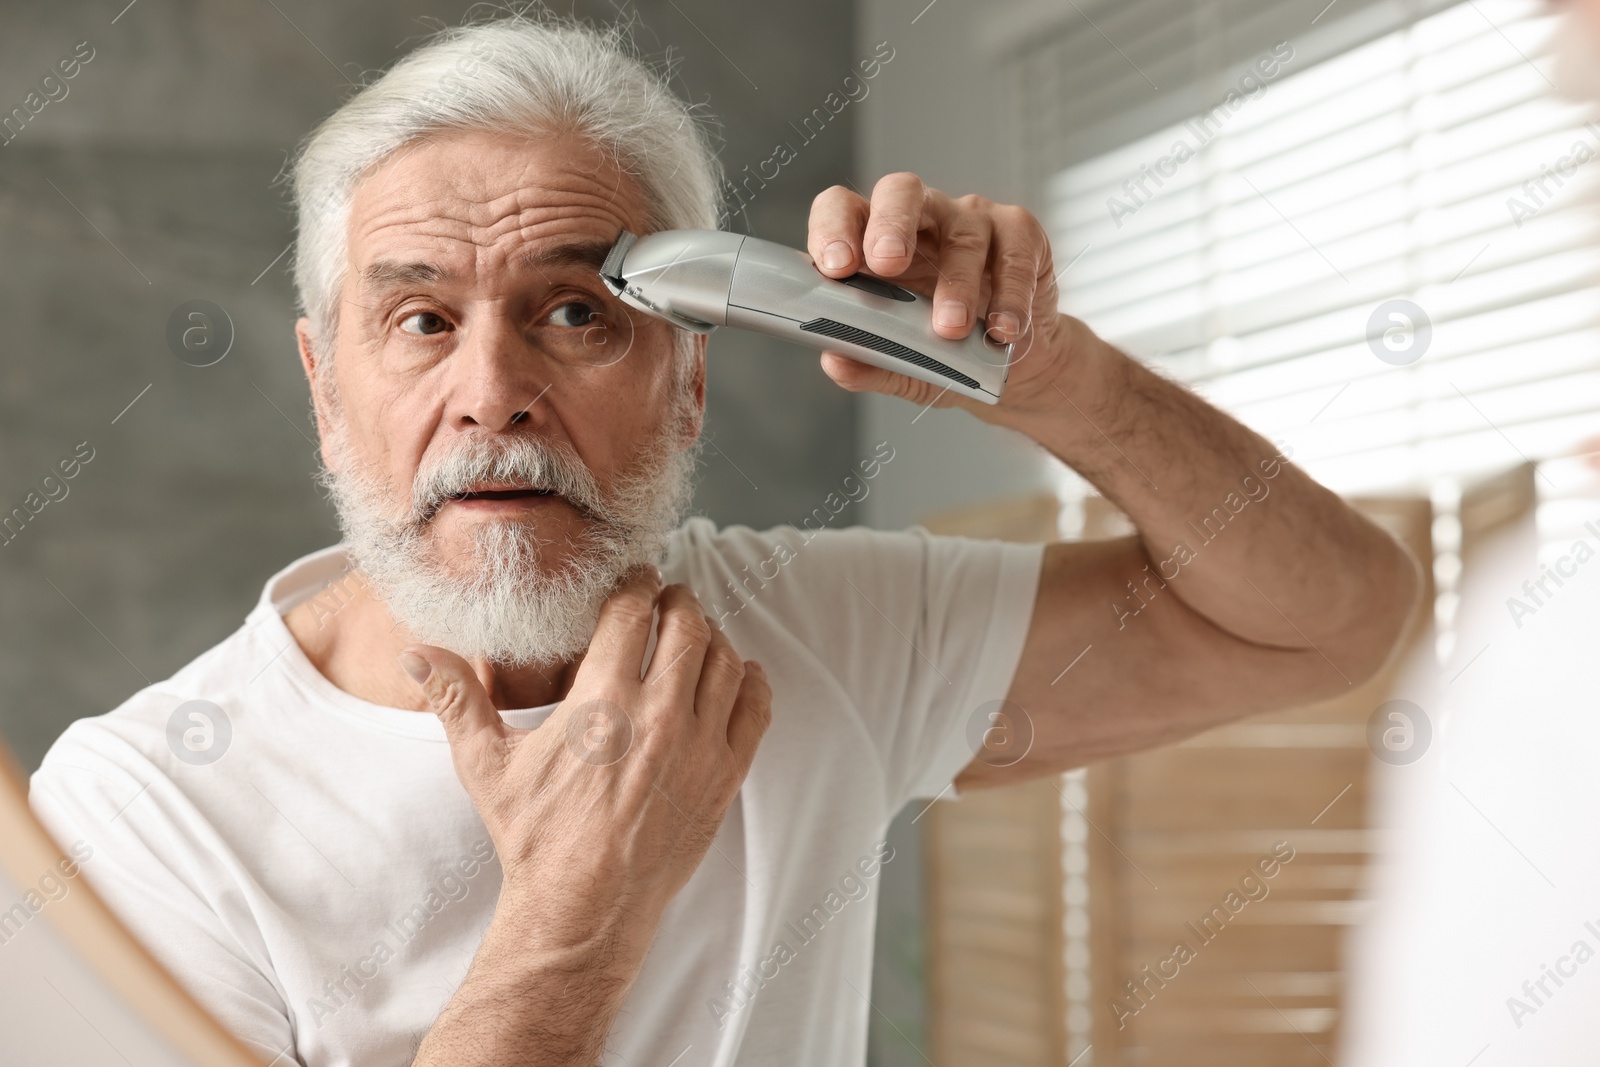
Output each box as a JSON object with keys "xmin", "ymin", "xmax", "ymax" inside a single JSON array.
[{"xmin": 599, "ymin": 229, "xmax": 1012, "ymax": 404}]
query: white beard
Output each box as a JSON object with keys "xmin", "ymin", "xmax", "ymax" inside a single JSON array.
[{"xmin": 317, "ymin": 395, "xmax": 698, "ymax": 670}]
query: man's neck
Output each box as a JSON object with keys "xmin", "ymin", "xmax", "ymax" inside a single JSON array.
[{"xmin": 282, "ymin": 573, "xmax": 580, "ymax": 711}]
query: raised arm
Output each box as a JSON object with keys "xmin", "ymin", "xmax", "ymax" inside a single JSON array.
[
  {"xmin": 966, "ymin": 322, "xmax": 1419, "ymax": 784},
  {"xmin": 803, "ymin": 174, "xmax": 1421, "ymax": 788}
]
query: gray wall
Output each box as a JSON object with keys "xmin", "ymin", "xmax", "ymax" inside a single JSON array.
[{"xmin": 0, "ymin": 0, "xmax": 861, "ymax": 771}]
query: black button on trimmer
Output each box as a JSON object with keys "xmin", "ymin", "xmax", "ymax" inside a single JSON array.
[{"xmin": 838, "ymin": 272, "xmax": 918, "ymax": 302}]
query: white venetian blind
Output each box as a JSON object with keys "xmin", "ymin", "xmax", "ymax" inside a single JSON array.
[{"xmin": 1022, "ymin": 0, "xmax": 1600, "ymax": 496}]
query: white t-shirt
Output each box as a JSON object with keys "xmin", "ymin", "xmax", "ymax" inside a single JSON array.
[{"xmin": 29, "ymin": 517, "xmax": 1043, "ymax": 1067}]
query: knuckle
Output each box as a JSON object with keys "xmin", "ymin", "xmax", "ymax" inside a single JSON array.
[
  {"xmin": 663, "ymin": 606, "xmax": 713, "ymax": 645},
  {"xmin": 943, "ymin": 227, "xmax": 989, "ymax": 258},
  {"xmin": 704, "ymin": 644, "xmax": 747, "ymax": 683},
  {"xmin": 995, "ymin": 243, "xmax": 1040, "ymax": 280},
  {"xmin": 751, "ymin": 699, "xmax": 774, "ymax": 731},
  {"xmin": 994, "ymin": 202, "xmax": 1032, "ymax": 226},
  {"xmin": 870, "ymin": 212, "xmax": 915, "ymax": 236},
  {"xmin": 877, "ymin": 170, "xmax": 920, "ymax": 193},
  {"xmin": 602, "ymin": 589, "xmax": 656, "ymax": 627},
  {"xmin": 1024, "ymin": 214, "xmax": 1051, "ymax": 248},
  {"xmin": 739, "ymin": 697, "xmax": 774, "ymax": 742},
  {"xmin": 813, "ymin": 183, "xmax": 854, "ymax": 207},
  {"xmin": 436, "ymin": 678, "xmax": 472, "ymax": 717},
  {"xmin": 893, "ymin": 375, "xmax": 928, "ymax": 402}
]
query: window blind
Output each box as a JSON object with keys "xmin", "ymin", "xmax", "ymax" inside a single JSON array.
[{"xmin": 1023, "ymin": 0, "xmax": 1600, "ymax": 497}]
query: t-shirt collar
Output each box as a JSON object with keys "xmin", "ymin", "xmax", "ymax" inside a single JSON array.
[{"xmin": 246, "ymin": 543, "xmax": 562, "ymax": 738}]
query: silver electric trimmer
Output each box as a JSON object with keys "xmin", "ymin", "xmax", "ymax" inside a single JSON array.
[{"xmin": 598, "ymin": 229, "xmax": 1011, "ymax": 404}]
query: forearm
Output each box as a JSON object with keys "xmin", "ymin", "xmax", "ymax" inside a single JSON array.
[
  {"xmin": 411, "ymin": 887, "xmax": 651, "ymax": 1067},
  {"xmin": 988, "ymin": 315, "xmax": 1418, "ymax": 669}
]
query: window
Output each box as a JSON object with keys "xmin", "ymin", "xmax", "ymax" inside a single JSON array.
[
  {"xmin": 1031, "ymin": 0, "xmax": 1600, "ymax": 498},
  {"xmin": 995, "ymin": 3, "xmax": 1600, "ymax": 1063}
]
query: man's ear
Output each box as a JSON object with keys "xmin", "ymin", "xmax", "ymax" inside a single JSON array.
[
  {"xmin": 680, "ymin": 331, "xmax": 709, "ymax": 446},
  {"xmin": 295, "ymin": 317, "xmax": 337, "ymax": 469}
]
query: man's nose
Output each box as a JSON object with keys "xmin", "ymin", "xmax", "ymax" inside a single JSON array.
[{"xmin": 444, "ymin": 318, "xmax": 552, "ymax": 432}]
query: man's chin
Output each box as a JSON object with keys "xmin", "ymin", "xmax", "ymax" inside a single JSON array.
[
  {"xmin": 434, "ymin": 497, "xmax": 585, "ymax": 545},
  {"xmin": 374, "ymin": 518, "xmax": 624, "ymax": 668},
  {"xmin": 431, "ymin": 510, "xmax": 588, "ymax": 579}
]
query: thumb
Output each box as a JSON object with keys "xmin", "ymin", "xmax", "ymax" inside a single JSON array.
[{"xmin": 398, "ymin": 645, "xmax": 508, "ymax": 756}]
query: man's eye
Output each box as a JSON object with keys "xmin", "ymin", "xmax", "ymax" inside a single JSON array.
[
  {"xmin": 399, "ymin": 311, "xmax": 450, "ymax": 336},
  {"xmin": 546, "ymin": 301, "xmax": 600, "ymax": 328}
]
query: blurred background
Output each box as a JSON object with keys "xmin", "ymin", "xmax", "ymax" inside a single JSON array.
[{"xmin": 3, "ymin": 0, "xmax": 1599, "ymax": 1064}]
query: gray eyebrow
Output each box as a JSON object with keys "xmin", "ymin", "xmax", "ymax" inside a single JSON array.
[
  {"xmin": 360, "ymin": 260, "xmax": 445, "ymax": 288},
  {"xmin": 515, "ymin": 237, "xmax": 617, "ymax": 273},
  {"xmin": 359, "ymin": 237, "xmax": 619, "ymax": 290}
]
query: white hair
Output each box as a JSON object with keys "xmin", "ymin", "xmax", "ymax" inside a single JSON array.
[
  {"xmin": 286, "ymin": 12, "xmax": 718, "ymax": 666},
  {"xmin": 286, "ymin": 10, "xmax": 726, "ymax": 363}
]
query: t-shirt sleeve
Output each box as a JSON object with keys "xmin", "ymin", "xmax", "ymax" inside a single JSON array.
[
  {"xmin": 881, "ymin": 527, "xmax": 1045, "ymax": 807},
  {"xmin": 701, "ymin": 520, "xmax": 1045, "ymax": 814},
  {"xmin": 28, "ymin": 722, "xmax": 302, "ymax": 1066}
]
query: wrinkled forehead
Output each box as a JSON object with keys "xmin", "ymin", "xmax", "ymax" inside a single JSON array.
[{"xmin": 344, "ymin": 128, "xmax": 650, "ymax": 279}]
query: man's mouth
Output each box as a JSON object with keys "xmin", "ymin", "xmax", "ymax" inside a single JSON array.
[{"xmin": 446, "ymin": 484, "xmax": 558, "ymax": 504}]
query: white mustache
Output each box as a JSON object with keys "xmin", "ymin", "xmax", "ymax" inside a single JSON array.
[{"xmin": 409, "ymin": 436, "xmax": 603, "ymax": 525}]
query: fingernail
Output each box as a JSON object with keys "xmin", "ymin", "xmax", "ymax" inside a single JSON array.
[
  {"xmin": 988, "ymin": 311, "xmax": 1020, "ymax": 339},
  {"xmin": 821, "ymin": 241, "xmax": 852, "ymax": 270},
  {"xmin": 397, "ymin": 651, "xmax": 432, "ymax": 686},
  {"xmin": 935, "ymin": 300, "xmax": 968, "ymax": 329},
  {"xmin": 873, "ymin": 235, "xmax": 908, "ymax": 260},
  {"xmin": 647, "ymin": 564, "xmax": 663, "ymax": 584}
]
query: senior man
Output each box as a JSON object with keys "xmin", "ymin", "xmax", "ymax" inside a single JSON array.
[{"xmin": 29, "ymin": 13, "xmax": 1416, "ymax": 1067}]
